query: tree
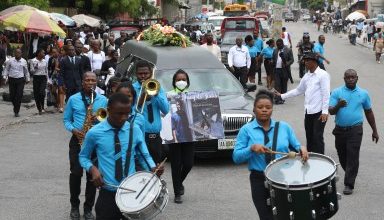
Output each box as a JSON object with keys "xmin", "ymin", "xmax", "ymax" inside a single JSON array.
[{"xmin": 0, "ymin": 0, "xmax": 50, "ymax": 11}]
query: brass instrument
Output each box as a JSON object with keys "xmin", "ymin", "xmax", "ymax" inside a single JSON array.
[
  {"xmin": 78, "ymin": 89, "xmax": 108, "ymax": 145},
  {"xmin": 135, "ymin": 67, "xmax": 160, "ymax": 114}
]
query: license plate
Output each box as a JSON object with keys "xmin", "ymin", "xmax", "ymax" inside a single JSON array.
[{"xmin": 218, "ymin": 138, "xmax": 236, "ymax": 150}]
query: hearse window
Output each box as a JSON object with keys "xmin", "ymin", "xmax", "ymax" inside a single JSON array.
[{"xmin": 225, "ymin": 20, "xmax": 255, "ymax": 29}]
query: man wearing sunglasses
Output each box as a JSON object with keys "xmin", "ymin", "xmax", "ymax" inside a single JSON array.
[{"xmin": 228, "ymin": 37, "xmax": 251, "ymax": 89}]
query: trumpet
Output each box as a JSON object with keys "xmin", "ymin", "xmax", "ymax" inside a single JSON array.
[
  {"xmin": 135, "ymin": 66, "xmax": 160, "ymax": 113},
  {"xmin": 95, "ymin": 108, "xmax": 108, "ymax": 122}
]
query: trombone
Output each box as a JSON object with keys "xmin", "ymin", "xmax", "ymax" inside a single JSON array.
[{"xmin": 135, "ymin": 67, "xmax": 160, "ymax": 114}]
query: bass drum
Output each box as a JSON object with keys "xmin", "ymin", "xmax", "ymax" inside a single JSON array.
[
  {"xmin": 264, "ymin": 153, "xmax": 341, "ymax": 220},
  {"xmin": 115, "ymin": 171, "xmax": 169, "ymax": 220}
]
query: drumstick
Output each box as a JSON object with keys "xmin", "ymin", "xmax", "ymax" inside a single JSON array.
[
  {"xmin": 104, "ymin": 182, "xmax": 137, "ymax": 193},
  {"xmin": 266, "ymin": 150, "xmax": 298, "ymax": 158},
  {"xmin": 135, "ymin": 157, "xmax": 167, "ymax": 200}
]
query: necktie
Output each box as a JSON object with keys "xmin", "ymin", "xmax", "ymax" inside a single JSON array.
[
  {"xmin": 147, "ymin": 103, "xmax": 154, "ymax": 123},
  {"xmin": 114, "ymin": 128, "xmax": 123, "ymax": 181},
  {"xmin": 263, "ymin": 129, "xmax": 272, "ymax": 164}
]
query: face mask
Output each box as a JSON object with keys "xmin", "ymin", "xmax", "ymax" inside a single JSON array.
[{"xmin": 175, "ymin": 80, "xmax": 188, "ymax": 91}]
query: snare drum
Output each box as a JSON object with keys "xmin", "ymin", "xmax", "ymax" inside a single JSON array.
[
  {"xmin": 115, "ymin": 171, "xmax": 169, "ymax": 220},
  {"xmin": 264, "ymin": 153, "xmax": 341, "ymax": 220}
]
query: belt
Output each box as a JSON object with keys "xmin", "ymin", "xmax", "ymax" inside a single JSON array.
[
  {"xmin": 335, "ymin": 123, "xmax": 362, "ymax": 131},
  {"xmin": 145, "ymin": 133, "xmax": 160, "ymax": 139},
  {"xmin": 234, "ymin": 66, "xmax": 247, "ymax": 69}
]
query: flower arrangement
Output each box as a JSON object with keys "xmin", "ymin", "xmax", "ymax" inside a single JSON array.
[{"xmin": 140, "ymin": 24, "xmax": 192, "ymax": 47}]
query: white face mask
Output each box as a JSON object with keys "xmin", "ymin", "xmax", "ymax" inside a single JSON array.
[{"xmin": 175, "ymin": 80, "xmax": 188, "ymax": 91}]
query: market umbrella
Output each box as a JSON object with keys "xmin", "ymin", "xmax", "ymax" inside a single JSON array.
[
  {"xmin": 346, "ymin": 11, "xmax": 366, "ymax": 21},
  {"xmin": 72, "ymin": 14, "xmax": 101, "ymax": 27},
  {"xmin": 50, "ymin": 13, "xmax": 76, "ymax": 27},
  {"xmin": 0, "ymin": 5, "xmax": 36, "ymax": 16},
  {"xmin": 355, "ymin": 10, "xmax": 369, "ymax": 18},
  {"xmin": 0, "ymin": 9, "xmax": 66, "ymax": 37}
]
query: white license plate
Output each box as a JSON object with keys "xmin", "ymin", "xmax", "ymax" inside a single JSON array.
[{"xmin": 218, "ymin": 139, "xmax": 236, "ymax": 150}]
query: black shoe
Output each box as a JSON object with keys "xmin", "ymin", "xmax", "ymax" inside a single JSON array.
[
  {"xmin": 343, "ymin": 186, "xmax": 353, "ymax": 195},
  {"xmin": 174, "ymin": 195, "xmax": 183, "ymax": 204},
  {"xmin": 84, "ymin": 210, "xmax": 95, "ymax": 220},
  {"xmin": 14, "ymin": 113, "xmax": 19, "ymax": 117},
  {"xmin": 180, "ymin": 185, "xmax": 185, "ymax": 195},
  {"xmin": 70, "ymin": 207, "xmax": 80, "ymax": 220},
  {"xmin": 258, "ymin": 81, "xmax": 263, "ymax": 85}
]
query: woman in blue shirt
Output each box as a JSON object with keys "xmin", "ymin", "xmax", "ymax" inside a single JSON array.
[
  {"xmin": 258, "ymin": 39, "xmax": 275, "ymax": 90},
  {"xmin": 245, "ymin": 35, "xmax": 259, "ymax": 84},
  {"xmin": 167, "ymin": 69, "xmax": 194, "ymax": 204},
  {"xmin": 233, "ymin": 90, "xmax": 308, "ymax": 220}
]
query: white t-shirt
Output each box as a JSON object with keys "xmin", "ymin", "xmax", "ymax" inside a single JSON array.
[
  {"xmin": 282, "ymin": 32, "xmax": 291, "ymax": 46},
  {"xmin": 88, "ymin": 51, "xmax": 105, "ymax": 71},
  {"xmin": 349, "ymin": 24, "xmax": 357, "ymax": 34}
]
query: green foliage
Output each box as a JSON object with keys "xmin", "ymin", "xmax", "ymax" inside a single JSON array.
[
  {"xmin": 142, "ymin": 24, "xmax": 192, "ymax": 47},
  {"xmin": 0, "ymin": 0, "xmax": 50, "ymax": 11},
  {"xmin": 299, "ymin": 0, "xmax": 332, "ymax": 11}
]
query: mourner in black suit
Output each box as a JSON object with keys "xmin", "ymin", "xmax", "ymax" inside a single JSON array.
[{"xmin": 60, "ymin": 45, "xmax": 83, "ymax": 101}]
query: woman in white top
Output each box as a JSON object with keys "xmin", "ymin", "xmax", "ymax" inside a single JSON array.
[
  {"xmin": 30, "ymin": 48, "xmax": 48, "ymax": 114},
  {"xmin": 87, "ymin": 39, "xmax": 105, "ymax": 72}
]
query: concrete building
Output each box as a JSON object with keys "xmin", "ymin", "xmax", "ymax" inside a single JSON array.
[
  {"xmin": 161, "ymin": 0, "xmax": 202, "ymax": 23},
  {"xmin": 367, "ymin": 0, "xmax": 384, "ymax": 17}
]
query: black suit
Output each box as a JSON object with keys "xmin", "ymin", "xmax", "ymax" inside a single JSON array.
[
  {"xmin": 28, "ymin": 37, "xmax": 43, "ymax": 59},
  {"xmin": 273, "ymin": 47, "xmax": 294, "ymax": 102},
  {"xmin": 60, "ymin": 56, "xmax": 83, "ymax": 101},
  {"xmin": 79, "ymin": 55, "xmax": 91, "ymax": 73}
]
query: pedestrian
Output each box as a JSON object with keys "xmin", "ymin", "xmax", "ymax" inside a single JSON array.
[
  {"xmin": 0, "ymin": 38, "xmax": 5, "ymax": 87},
  {"xmin": 349, "ymin": 20, "xmax": 358, "ymax": 45},
  {"xmin": 244, "ymin": 35, "xmax": 258, "ymax": 84},
  {"xmin": 88, "ymin": 39, "xmax": 105, "ymax": 72},
  {"xmin": 329, "ymin": 69, "xmax": 379, "ymax": 195},
  {"xmin": 167, "ymin": 70, "xmax": 195, "ymax": 204},
  {"xmin": 272, "ymin": 39, "xmax": 294, "ymax": 104},
  {"xmin": 367, "ymin": 22, "xmax": 374, "ymax": 44},
  {"xmin": 314, "ymin": 35, "xmax": 331, "ymax": 70},
  {"xmin": 228, "ymin": 37, "xmax": 251, "ymax": 89},
  {"xmin": 101, "ymin": 50, "xmax": 119, "ymax": 74},
  {"xmin": 78, "ymin": 93, "xmax": 164, "ymax": 220},
  {"xmin": 74, "ymin": 41, "xmax": 92, "ymax": 73},
  {"xmin": 115, "ymin": 31, "xmax": 128, "ymax": 49},
  {"xmin": 60, "ymin": 45, "xmax": 83, "ymax": 101},
  {"xmin": 281, "ymin": 27, "xmax": 292, "ymax": 48},
  {"xmin": 274, "ymin": 52, "xmax": 330, "ymax": 154},
  {"xmin": 233, "ymin": 90, "xmax": 308, "ymax": 220},
  {"xmin": 48, "ymin": 47, "xmax": 65, "ymax": 112},
  {"xmin": 200, "ymin": 32, "xmax": 221, "ymax": 61},
  {"xmin": 373, "ymin": 30, "xmax": 383, "ymax": 64},
  {"xmin": 63, "ymin": 71, "xmax": 108, "ymax": 220},
  {"xmin": 258, "ymin": 39, "xmax": 275, "ymax": 89},
  {"xmin": 132, "ymin": 60, "xmax": 170, "ymax": 163},
  {"xmin": 1, "ymin": 48, "xmax": 30, "ymax": 117},
  {"xmin": 362, "ymin": 22, "xmax": 368, "ymax": 43},
  {"xmin": 30, "ymin": 48, "xmax": 48, "ymax": 115},
  {"xmin": 356, "ymin": 20, "xmax": 363, "ymax": 38},
  {"xmin": 297, "ymin": 32, "xmax": 314, "ymax": 78}
]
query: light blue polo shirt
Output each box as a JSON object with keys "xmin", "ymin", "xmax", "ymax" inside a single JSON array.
[
  {"xmin": 314, "ymin": 42, "xmax": 324, "ymax": 63},
  {"xmin": 329, "ymin": 86, "xmax": 371, "ymax": 127},
  {"xmin": 261, "ymin": 46, "xmax": 274, "ymax": 59}
]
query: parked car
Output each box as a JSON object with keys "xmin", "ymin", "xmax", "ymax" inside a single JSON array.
[
  {"xmin": 302, "ymin": 14, "xmax": 311, "ymax": 21},
  {"xmin": 285, "ymin": 13, "xmax": 295, "ymax": 22},
  {"xmin": 117, "ymin": 41, "xmax": 254, "ymax": 156}
]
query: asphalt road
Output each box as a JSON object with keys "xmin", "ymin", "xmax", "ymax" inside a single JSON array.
[{"xmin": 0, "ymin": 21, "xmax": 383, "ymax": 220}]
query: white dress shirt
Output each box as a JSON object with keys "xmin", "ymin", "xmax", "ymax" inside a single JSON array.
[
  {"xmin": 2, "ymin": 57, "xmax": 30, "ymax": 81},
  {"xmin": 201, "ymin": 43, "xmax": 221, "ymax": 61},
  {"xmin": 281, "ymin": 67, "xmax": 330, "ymax": 114},
  {"xmin": 30, "ymin": 58, "xmax": 48, "ymax": 76},
  {"xmin": 228, "ymin": 45, "xmax": 251, "ymax": 68}
]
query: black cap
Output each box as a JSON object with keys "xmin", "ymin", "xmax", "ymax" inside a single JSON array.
[{"xmin": 302, "ymin": 52, "xmax": 318, "ymax": 61}]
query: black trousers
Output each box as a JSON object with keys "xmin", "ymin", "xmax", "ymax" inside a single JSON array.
[
  {"xmin": 332, "ymin": 125, "xmax": 363, "ymax": 189},
  {"xmin": 304, "ymin": 111, "xmax": 326, "ymax": 154},
  {"xmin": 274, "ymin": 68, "xmax": 288, "ymax": 102},
  {"xmin": 299, "ymin": 60, "xmax": 306, "ymax": 78},
  {"xmin": 169, "ymin": 142, "xmax": 195, "ymax": 195},
  {"xmin": 69, "ymin": 135, "xmax": 96, "ymax": 211},
  {"xmin": 95, "ymin": 189, "xmax": 127, "ymax": 220},
  {"xmin": 145, "ymin": 133, "xmax": 163, "ymax": 164},
  {"xmin": 8, "ymin": 77, "xmax": 25, "ymax": 114},
  {"xmin": 32, "ymin": 75, "xmax": 47, "ymax": 111},
  {"xmin": 250, "ymin": 171, "xmax": 273, "ymax": 220},
  {"xmin": 233, "ymin": 66, "xmax": 248, "ymax": 88}
]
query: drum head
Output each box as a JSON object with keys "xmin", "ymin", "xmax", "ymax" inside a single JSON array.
[
  {"xmin": 116, "ymin": 172, "xmax": 162, "ymax": 213},
  {"xmin": 265, "ymin": 153, "xmax": 336, "ymax": 187}
]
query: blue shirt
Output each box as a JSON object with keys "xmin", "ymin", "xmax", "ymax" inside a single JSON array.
[
  {"xmin": 233, "ymin": 119, "xmax": 301, "ymax": 171},
  {"xmin": 79, "ymin": 120, "xmax": 156, "ymax": 191},
  {"xmin": 254, "ymin": 38, "xmax": 264, "ymax": 53},
  {"xmin": 261, "ymin": 46, "xmax": 274, "ymax": 59},
  {"xmin": 246, "ymin": 45, "xmax": 259, "ymax": 58},
  {"xmin": 133, "ymin": 81, "xmax": 170, "ymax": 133},
  {"xmin": 129, "ymin": 112, "xmax": 145, "ymax": 134},
  {"xmin": 63, "ymin": 92, "xmax": 108, "ymax": 132},
  {"xmin": 329, "ymin": 86, "xmax": 371, "ymax": 127},
  {"xmin": 313, "ymin": 42, "xmax": 324, "ymax": 63}
]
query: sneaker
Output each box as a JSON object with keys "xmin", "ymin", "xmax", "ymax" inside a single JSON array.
[
  {"xmin": 174, "ymin": 195, "xmax": 183, "ymax": 204},
  {"xmin": 84, "ymin": 210, "xmax": 95, "ymax": 220},
  {"xmin": 70, "ymin": 207, "xmax": 80, "ymax": 220},
  {"xmin": 343, "ymin": 186, "xmax": 353, "ymax": 195}
]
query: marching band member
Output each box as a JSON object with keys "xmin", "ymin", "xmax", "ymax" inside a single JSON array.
[
  {"xmin": 167, "ymin": 70, "xmax": 195, "ymax": 204},
  {"xmin": 233, "ymin": 90, "xmax": 308, "ymax": 220},
  {"xmin": 63, "ymin": 71, "xmax": 108, "ymax": 220},
  {"xmin": 132, "ymin": 60, "xmax": 170, "ymax": 163},
  {"xmin": 79, "ymin": 93, "xmax": 164, "ymax": 220}
]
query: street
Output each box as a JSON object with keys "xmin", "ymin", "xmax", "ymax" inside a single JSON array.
[{"xmin": 1, "ymin": 21, "xmax": 383, "ymax": 220}]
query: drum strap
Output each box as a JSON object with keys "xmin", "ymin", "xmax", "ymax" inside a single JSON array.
[
  {"xmin": 271, "ymin": 121, "xmax": 280, "ymax": 162},
  {"xmin": 124, "ymin": 115, "xmax": 135, "ymax": 177}
]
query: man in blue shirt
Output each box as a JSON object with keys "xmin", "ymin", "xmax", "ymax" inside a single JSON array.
[
  {"xmin": 79, "ymin": 93, "xmax": 164, "ymax": 219},
  {"xmin": 63, "ymin": 71, "xmax": 108, "ymax": 220},
  {"xmin": 132, "ymin": 60, "xmax": 170, "ymax": 163},
  {"xmin": 313, "ymin": 35, "xmax": 330, "ymax": 70},
  {"xmin": 329, "ymin": 69, "xmax": 379, "ymax": 195}
]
